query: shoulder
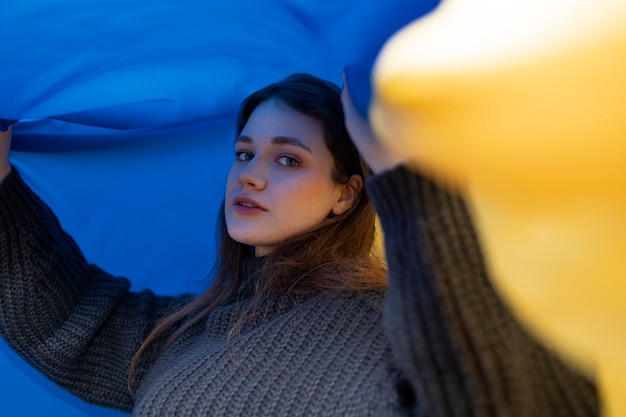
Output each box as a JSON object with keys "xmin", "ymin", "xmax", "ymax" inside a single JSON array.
[
  {"xmin": 347, "ymin": 288, "xmax": 386, "ymax": 314},
  {"xmin": 287, "ymin": 290, "xmax": 390, "ymax": 365},
  {"xmin": 300, "ymin": 288, "xmax": 387, "ymax": 329}
]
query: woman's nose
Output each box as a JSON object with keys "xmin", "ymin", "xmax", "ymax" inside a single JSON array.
[{"xmin": 238, "ymin": 159, "xmax": 266, "ymax": 190}]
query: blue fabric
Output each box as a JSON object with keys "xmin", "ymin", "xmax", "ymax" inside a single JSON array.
[
  {"xmin": 0, "ymin": 1, "xmax": 439, "ymax": 415},
  {"xmin": 343, "ymin": 52, "xmax": 379, "ymax": 120},
  {"xmin": 0, "ymin": 120, "xmax": 18, "ymax": 132}
]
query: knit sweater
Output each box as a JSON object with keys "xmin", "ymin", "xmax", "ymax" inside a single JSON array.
[{"xmin": 0, "ymin": 165, "xmax": 598, "ymax": 416}]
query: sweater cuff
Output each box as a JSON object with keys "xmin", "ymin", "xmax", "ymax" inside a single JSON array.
[
  {"xmin": 366, "ymin": 164, "xmax": 420, "ymax": 222},
  {"xmin": 0, "ymin": 167, "xmax": 53, "ymax": 230},
  {"xmin": 0, "ymin": 166, "xmax": 35, "ymax": 202},
  {"xmin": 366, "ymin": 165, "xmax": 457, "ymax": 238},
  {"xmin": 0, "ymin": 166, "xmax": 25, "ymax": 192}
]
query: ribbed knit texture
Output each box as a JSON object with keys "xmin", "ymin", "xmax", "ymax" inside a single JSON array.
[
  {"xmin": 0, "ymin": 165, "xmax": 598, "ymax": 416},
  {"xmin": 366, "ymin": 165, "xmax": 598, "ymax": 417},
  {"xmin": 134, "ymin": 284, "xmax": 394, "ymax": 416}
]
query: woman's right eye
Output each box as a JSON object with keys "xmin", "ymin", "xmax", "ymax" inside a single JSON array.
[{"xmin": 235, "ymin": 150, "xmax": 254, "ymax": 161}]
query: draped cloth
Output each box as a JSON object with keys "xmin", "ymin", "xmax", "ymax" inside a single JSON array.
[{"xmin": 0, "ymin": 1, "xmax": 438, "ymax": 415}]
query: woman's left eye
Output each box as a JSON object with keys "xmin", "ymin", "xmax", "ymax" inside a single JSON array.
[{"xmin": 276, "ymin": 155, "xmax": 300, "ymax": 167}]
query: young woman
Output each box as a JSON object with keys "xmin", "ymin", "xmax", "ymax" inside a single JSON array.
[{"xmin": 0, "ymin": 74, "xmax": 597, "ymax": 416}]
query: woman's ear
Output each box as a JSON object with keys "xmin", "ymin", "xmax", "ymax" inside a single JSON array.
[{"xmin": 332, "ymin": 174, "xmax": 364, "ymax": 216}]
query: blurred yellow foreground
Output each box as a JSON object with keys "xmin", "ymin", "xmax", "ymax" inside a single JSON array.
[{"xmin": 372, "ymin": 0, "xmax": 626, "ymax": 415}]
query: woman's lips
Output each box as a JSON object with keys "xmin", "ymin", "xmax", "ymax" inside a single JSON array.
[{"xmin": 232, "ymin": 196, "xmax": 266, "ymax": 214}]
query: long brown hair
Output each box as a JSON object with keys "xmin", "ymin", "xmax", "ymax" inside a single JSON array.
[{"xmin": 128, "ymin": 73, "xmax": 386, "ymax": 390}]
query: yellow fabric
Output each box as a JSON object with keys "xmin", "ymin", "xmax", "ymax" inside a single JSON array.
[{"xmin": 371, "ymin": 1, "xmax": 626, "ymax": 415}]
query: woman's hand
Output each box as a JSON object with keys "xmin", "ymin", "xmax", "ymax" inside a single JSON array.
[
  {"xmin": 0, "ymin": 124, "xmax": 13, "ymax": 181},
  {"xmin": 341, "ymin": 75, "xmax": 407, "ymax": 174}
]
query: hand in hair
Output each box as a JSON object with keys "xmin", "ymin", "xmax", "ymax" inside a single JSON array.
[{"xmin": 341, "ymin": 74, "xmax": 407, "ymax": 174}]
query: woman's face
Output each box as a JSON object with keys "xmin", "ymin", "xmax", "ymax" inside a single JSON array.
[{"xmin": 225, "ymin": 99, "xmax": 347, "ymax": 257}]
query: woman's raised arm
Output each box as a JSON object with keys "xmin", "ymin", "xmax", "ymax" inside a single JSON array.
[
  {"xmin": 0, "ymin": 143, "xmax": 189, "ymax": 412},
  {"xmin": 341, "ymin": 83, "xmax": 598, "ymax": 416}
]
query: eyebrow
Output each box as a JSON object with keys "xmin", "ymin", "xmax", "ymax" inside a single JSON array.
[{"xmin": 235, "ymin": 135, "xmax": 313, "ymax": 154}]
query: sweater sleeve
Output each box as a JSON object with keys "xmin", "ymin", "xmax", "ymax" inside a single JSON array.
[
  {"xmin": 366, "ymin": 165, "xmax": 598, "ymax": 417},
  {"xmin": 0, "ymin": 168, "xmax": 190, "ymax": 413}
]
